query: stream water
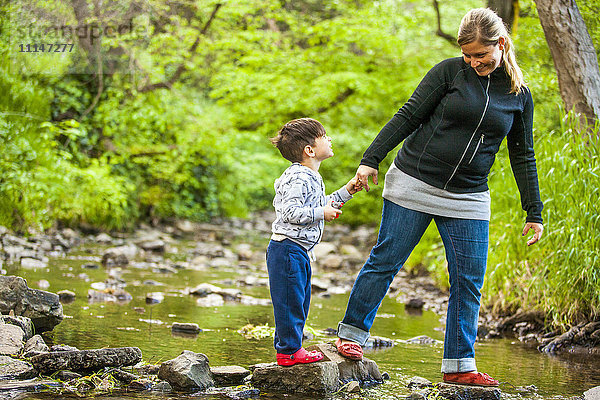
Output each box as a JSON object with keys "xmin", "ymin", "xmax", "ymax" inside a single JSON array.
[{"xmin": 5, "ymin": 228, "xmax": 600, "ymax": 399}]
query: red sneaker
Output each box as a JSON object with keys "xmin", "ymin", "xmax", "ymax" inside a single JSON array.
[
  {"xmin": 443, "ymin": 372, "xmax": 499, "ymax": 387},
  {"xmin": 276, "ymin": 348, "xmax": 324, "ymax": 367}
]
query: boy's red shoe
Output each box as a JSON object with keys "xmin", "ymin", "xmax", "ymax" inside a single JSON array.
[
  {"xmin": 276, "ymin": 348, "xmax": 324, "ymax": 367},
  {"xmin": 443, "ymin": 372, "xmax": 499, "ymax": 387}
]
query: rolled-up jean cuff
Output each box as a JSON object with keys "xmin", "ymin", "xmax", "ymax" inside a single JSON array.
[
  {"xmin": 441, "ymin": 358, "xmax": 477, "ymax": 373},
  {"xmin": 337, "ymin": 322, "xmax": 370, "ymax": 346}
]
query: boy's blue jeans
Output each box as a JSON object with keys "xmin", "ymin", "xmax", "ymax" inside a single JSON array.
[
  {"xmin": 338, "ymin": 199, "xmax": 489, "ymax": 373},
  {"xmin": 266, "ymin": 239, "xmax": 312, "ymax": 355}
]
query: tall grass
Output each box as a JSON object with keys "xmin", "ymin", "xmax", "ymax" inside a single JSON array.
[
  {"xmin": 412, "ymin": 112, "xmax": 600, "ymax": 329},
  {"xmin": 484, "ymin": 113, "xmax": 600, "ymax": 328}
]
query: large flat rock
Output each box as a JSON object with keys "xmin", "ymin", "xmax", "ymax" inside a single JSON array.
[
  {"xmin": 251, "ymin": 361, "xmax": 339, "ymax": 394},
  {"xmin": 30, "ymin": 347, "xmax": 142, "ymax": 374},
  {"xmin": 250, "ymin": 342, "xmax": 384, "ymax": 395}
]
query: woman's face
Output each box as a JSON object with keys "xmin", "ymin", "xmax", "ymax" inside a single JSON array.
[{"xmin": 461, "ymin": 38, "xmax": 504, "ymax": 76}]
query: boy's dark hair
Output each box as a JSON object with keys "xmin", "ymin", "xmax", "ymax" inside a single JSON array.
[{"xmin": 270, "ymin": 118, "xmax": 326, "ymax": 163}]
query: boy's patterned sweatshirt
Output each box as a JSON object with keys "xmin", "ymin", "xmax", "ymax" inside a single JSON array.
[{"xmin": 271, "ymin": 163, "xmax": 353, "ymax": 251}]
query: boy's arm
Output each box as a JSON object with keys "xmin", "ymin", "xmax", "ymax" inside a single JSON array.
[
  {"xmin": 279, "ymin": 178, "xmax": 322, "ymax": 225},
  {"xmin": 325, "ymin": 184, "xmax": 354, "ymax": 206},
  {"xmin": 326, "ymin": 176, "xmax": 360, "ymax": 205}
]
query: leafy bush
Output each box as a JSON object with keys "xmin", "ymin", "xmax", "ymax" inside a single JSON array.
[{"xmin": 0, "ymin": 10, "xmax": 130, "ymax": 231}]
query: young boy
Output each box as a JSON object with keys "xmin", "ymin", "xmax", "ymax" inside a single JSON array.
[{"xmin": 267, "ymin": 118, "xmax": 361, "ymax": 366}]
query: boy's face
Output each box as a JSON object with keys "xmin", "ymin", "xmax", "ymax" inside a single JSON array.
[{"xmin": 308, "ymin": 134, "xmax": 334, "ymax": 161}]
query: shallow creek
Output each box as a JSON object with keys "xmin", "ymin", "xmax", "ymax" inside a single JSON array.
[{"xmin": 6, "ymin": 228, "xmax": 600, "ymax": 400}]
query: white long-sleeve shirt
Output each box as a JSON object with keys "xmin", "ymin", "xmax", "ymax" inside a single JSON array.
[{"xmin": 271, "ymin": 163, "xmax": 352, "ymax": 250}]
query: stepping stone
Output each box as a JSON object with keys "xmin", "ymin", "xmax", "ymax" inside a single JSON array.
[
  {"xmin": 437, "ymin": 382, "xmax": 501, "ymax": 400},
  {"xmin": 210, "ymin": 365, "xmax": 251, "ymax": 386},
  {"xmin": 306, "ymin": 342, "xmax": 383, "ymax": 385},
  {"xmin": 250, "ymin": 361, "xmax": 339, "ymax": 394}
]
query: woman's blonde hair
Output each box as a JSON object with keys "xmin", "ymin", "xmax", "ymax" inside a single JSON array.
[{"xmin": 457, "ymin": 8, "xmax": 525, "ymax": 94}]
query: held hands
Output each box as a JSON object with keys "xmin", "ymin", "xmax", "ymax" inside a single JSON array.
[
  {"xmin": 330, "ymin": 168, "xmax": 376, "ymax": 222},
  {"xmin": 355, "ymin": 165, "xmax": 378, "ymax": 192},
  {"xmin": 346, "ymin": 176, "xmax": 364, "ymax": 195},
  {"xmin": 522, "ymin": 222, "xmax": 543, "ymax": 246}
]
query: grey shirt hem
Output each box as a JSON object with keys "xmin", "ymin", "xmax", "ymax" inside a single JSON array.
[{"xmin": 382, "ymin": 164, "xmax": 491, "ymax": 221}]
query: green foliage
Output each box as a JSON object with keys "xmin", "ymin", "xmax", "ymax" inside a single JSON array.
[{"xmin": 0, "ymin": 28, "xmax": 127, "ymax": 230}]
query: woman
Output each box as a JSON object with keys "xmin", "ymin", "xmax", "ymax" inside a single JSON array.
[{"xmin": 335, "ymin": 8, "xmax": 543, "ymax": 387}]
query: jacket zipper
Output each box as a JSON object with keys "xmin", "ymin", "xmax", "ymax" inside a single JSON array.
[
  {"xmin": 443, "ymin": 75, "xmax": 491, "ymax": 190},
  {"xmin": 468, "ymin": 134, "xmax": 485, "ymax": 165}
]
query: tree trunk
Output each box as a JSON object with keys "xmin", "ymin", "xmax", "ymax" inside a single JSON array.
[
  {"xmin": 487, "ymin": 0, "xmax": 517, "ymax": 32},
  {"xmin": 535, "ymin": 0, "xmax": 600, "ymax": 129}
]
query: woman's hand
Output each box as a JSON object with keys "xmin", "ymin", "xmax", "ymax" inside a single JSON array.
[
  {"xmin": 522, "ymin": 222, "xmax": 543, "ymax": 246},
  {"xmin": 355, "ymin": 165, "xmax": 378, "ymax": 192}
]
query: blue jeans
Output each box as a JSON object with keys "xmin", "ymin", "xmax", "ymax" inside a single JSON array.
[
  {"xmin": 266, "ymin": 239, "xmax": 312, "ymax": 354},
  {"xmin": 338, "ymin": 199, "xmax": 489, "ymax": 373}
]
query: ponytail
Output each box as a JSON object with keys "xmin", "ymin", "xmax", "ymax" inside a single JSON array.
[{"xmin": 501, "ymin": 36, "xmax": 525, "ymax": 94}]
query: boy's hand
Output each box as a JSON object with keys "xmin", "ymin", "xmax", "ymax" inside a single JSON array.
[
  {"xmin": 346, "ymin": 176, "xmax": 363, "ymax": 195},
  {"xmin": 324, "ymin": 205, "xmax": 342, "ymax": 221}
]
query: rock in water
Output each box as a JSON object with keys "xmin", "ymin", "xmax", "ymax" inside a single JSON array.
[
  {"xmin": 437, "ymin": 382, "xmax": 501, "ymax": 400},
  {"xmin": 306, "ymin": 342, "xmax": 383, "ymax": 386},
  {"xmin": 57, "ymin": 290, "xmax": 76, "ymax": 303},
  {"xmin": 111, "ymin": 369, "xmax": 140, "ymax": 384},
  {"xmin": 0, "ymin": 276, "xmax": 63, "ymax": 332},
  {"xmin": 584, "ymin": 386, "xmax": 600, "ymax": 400},
  {"xmin": 31, "ymin": 347, "xmax": 142, "ymax": 374},
  {"xmin": 158, "ymin": 350, "xmax": 214, "ymax": 391},
  {"xmin": 250, "ymin": 361, "xmax": 339, "ymax": 394},
  {"xmin": 171, "ymin": 322, "xmax": 201, "ymax": 334},
  {"xmin": 55, "ymin": 370, "xmax": 82, "ymax": 380},
  {"xmin": 23, "ymin": 334, "xmax": 50, "ymax": 357},
  {"xmin": 0, "ymin": 315, "xmax": 34, "ymax": 340},
  {"xmin": 250, "ymin": 340, "xmax": 382, "ymax": 395},
  {"xmin": 210, "ymin": 365, "xmax": 251, "ymax": 386},
  {"xmin": 0, "ymin": 356, "xmax": 37, "ymax": 380}
]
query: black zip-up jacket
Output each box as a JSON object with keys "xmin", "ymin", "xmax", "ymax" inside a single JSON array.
[{"xmin": 361, "ymin": 57, "xmax": 543, "ymax": 223}]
